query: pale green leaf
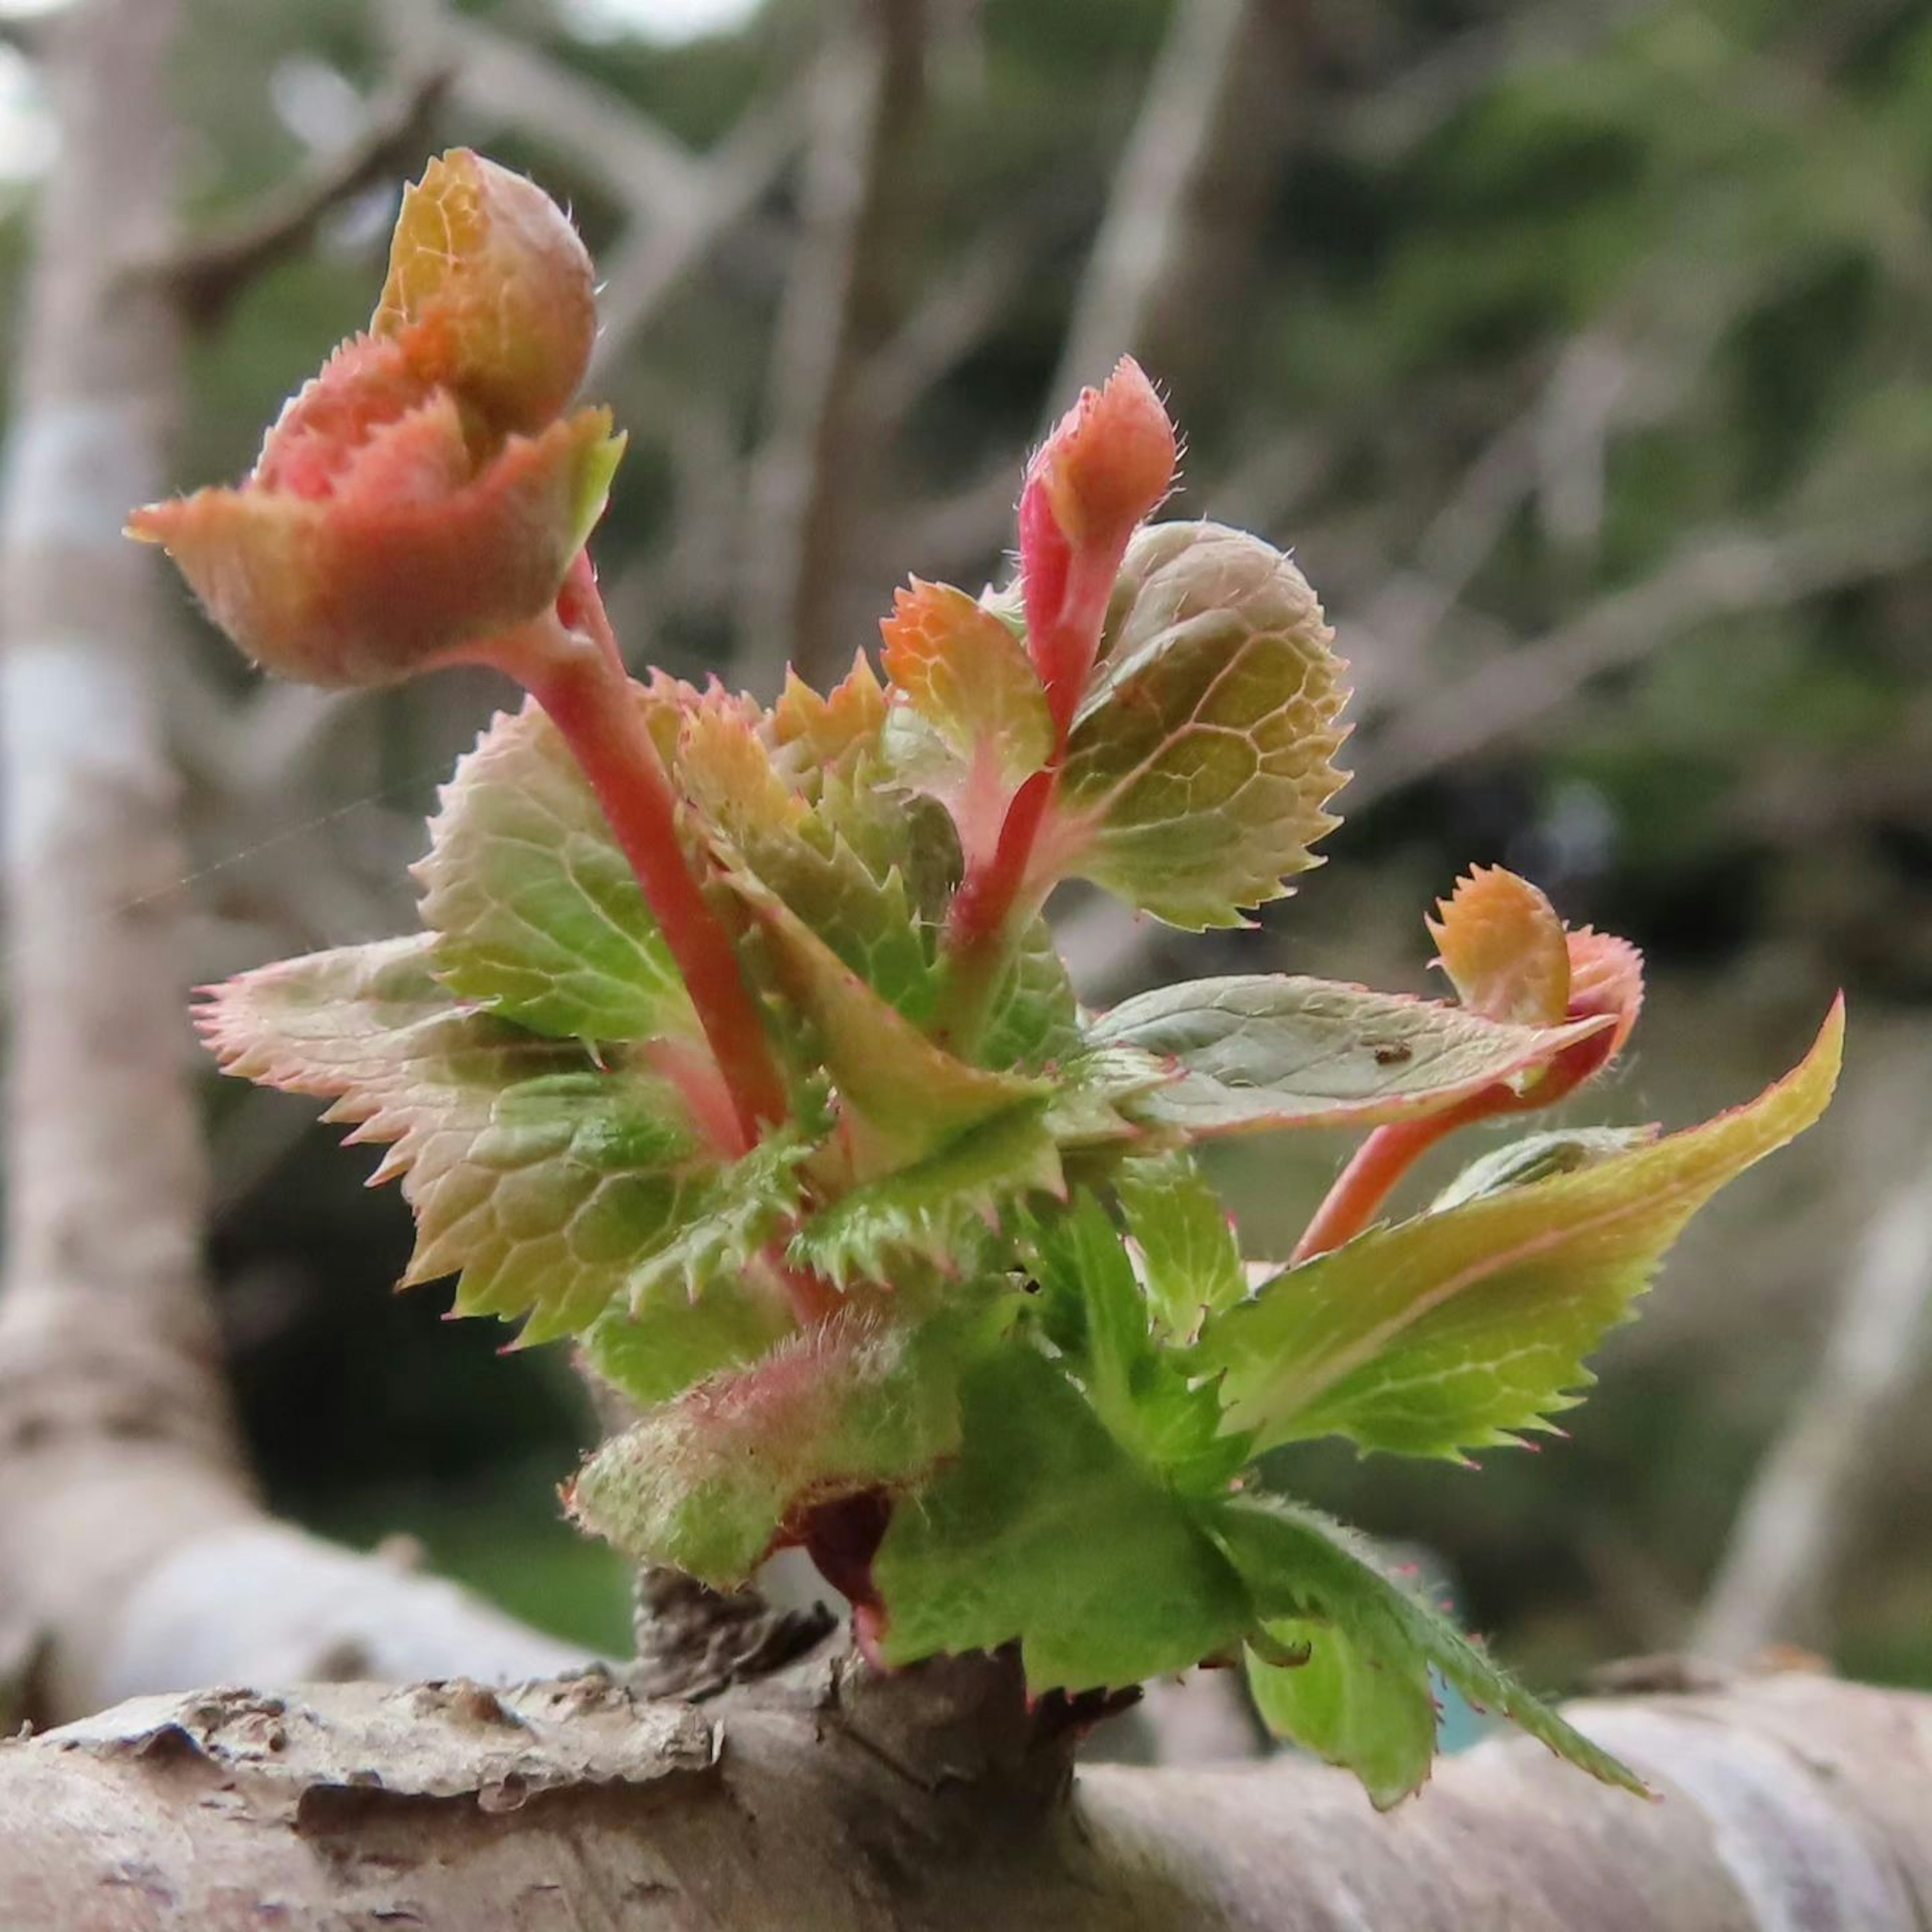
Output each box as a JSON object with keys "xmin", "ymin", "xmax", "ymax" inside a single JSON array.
[
  {"xmin": 1197, "ymin": 1005, "xmax": 1843, "ymax": 1459},
  {"xmin": 1090, "ymin": 976, "xmax": 1607, "ymax": 1139},
  {"xmin": 417, "ymin": 701, "xmax": 697, "ymax": 1042},
  {"xmin": 1055, "ymin": 522, "xmax": 1349, "ymax": 929},
  {"xmin": 1213, "ymin": 1497, "xmax": 1644, "ymax": 1801},
  {"xmin": 198, "ymin": 936, "xmax": 803, "ymax": 1345},
  {"xmin": 569, "ymin": 1311, "xmax": 970, "ymax": 1588},
  {"xmin": 1115, "ymin": 1151, "xmax": 1245, "ymax": 1337},
  {"xmin": 979, "ymin": 915, "xmax": 1083, "ymax": 1072},
  {"xmin": 873, "ymin": 1347, "xmax": 1253, "ymax": 1691},
  {"xmin": 1246, "ymin": 1620, "xmax": 1439, "ymax": 1811},
  {"xmin": 1024, "ymin": 1193, "xmax": 1241, "ymax": 1490},
  {"xmin": 578, "ymin": 1272, "xmax": 796, "ymax": 1410}
]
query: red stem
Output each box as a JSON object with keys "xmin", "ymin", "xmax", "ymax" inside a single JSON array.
[
  {"xmin": 504, "ymin": 609, "xmax": 791, "ymax": 1150},
  {"xmin": 1291, "ymin": 1098, "xmax": 1493, "ymax": 1266}
]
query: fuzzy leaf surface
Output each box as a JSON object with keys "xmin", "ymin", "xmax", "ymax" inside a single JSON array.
[
  {"xmin": 569, "ymin": 1313, "xmax": 969, "ymax": 1588},
  {"xmin": 418, "ymin": 701, "xmax": 695, "ymax": 1042},
  {"xmin": 198, "ymin": 936, "xmax": 801, "ymax": 1343},
  {"xmin": 1054, "ymin": 523, "xmax": 1349, "ymax": 929},
  {"xmin": 1090, "ymin": 976, "xmax": 1607, "ymax": 1139},
  {"xmin": 1246, "ymin": 1618, "xmax": 1439, "ymax": 1811},
  {"xmin": 789, "ymin": 1100, "xmax": 1063, "ymax": 1289},
  {"xmin": 1215, "ymin": 1499, "xmax": 1641, "ymax": 1802},
  {"xmin": 579, "ymin": 1274, "xmax": 796, "ymax": 1411},
  {"xmin": 1197, "ymin": 1004, "xmax": 1843, "ymax": 1458},
  {"xmin": 873, "ymin": 1347, "xmax": 1252, "ymax": 1691}
]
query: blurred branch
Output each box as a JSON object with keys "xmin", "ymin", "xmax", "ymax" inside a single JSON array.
[
  {"xmin": 1352, "ymin": 505, "xmax": 1932, "ymax": 812},
  {"xmin": 148, "ymin": 67, "xmax": 451, "ymax": 327},
  {"xmin": 382, "ymin": 0, "xmax": 704, "ymax": 221},
  {"xmin": 736, "ymin": 0, "xmax": 929, "ymax": 690},
  {"xmin": 588, "ymin": 82, "xmax": 809, "ymax": 384},
  {"xmin": 1050, "ymin": 0, "xmax": 1303, "ymax": 419},
  {"xmin": 1694, "ymin": 1145, "xmax": 1932, "ymax": 1664}
]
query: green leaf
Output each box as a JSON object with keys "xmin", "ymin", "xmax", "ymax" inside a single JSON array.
[
  {"xmin": 683, "ymin": 695, "xmax": 936, "ymax": 1024},
  {"xmin": 769, "ymin": 654, "xmax": 888, "ymax": 793},
  {"xmin": 1196, "ymin": 1004, "xmax": 1843, "ymax": 1459},
  {"xmin": 1213, "ymin": 1497, "xmax": 1643, "ymax": 1803},
  {"xmin": 979, "ymin": 914, "xmax": 1083, "ymax": 1072},
  {"xmin": 789, "ymin": 1100, "xmax": 1063, "ymax": 1290},
  {"xmin": 1246, "ymin": 1620, "xmax": 1439, "ymax": 1811},
  {"xmin": 567, "ymin": 1310, "xmax": 973, "ymax": 1588},
  {"xmin": 1054, "ymin": 523, "xmax": 1350, "ymax": 929},
  {"xmin": 417, "ymin": 701, "xmax": 697, "ymax": 1042},
  {"xmin": 1115, "ymin": 1151, "xmax": 1246, "ymax": 1338},
  {"xmin": 1090, "ymin": 975, "xmax": 1608, "ymax": 1139},
  {"xmin": 874, "ymin": 1347, "xmax": 1253, "ymax": 1691},
  {"xmin": 579, "ymin": 1272, "xmax": 796, "ymax": 1410},
  {"xmin": 880, "ymin": 579, "xmax": 1052, "ymax": 869},
  {"xmin": 197, "ymin": 936, "xmax": 802, "ymax": 1345},
  {"xmin": 1024, "ymin": 1192, "xmax": 1241, "ymax": 1490},
  {"xmin": 724, "ymin": 862, "xmax": 1044, "ymax": 1166}
]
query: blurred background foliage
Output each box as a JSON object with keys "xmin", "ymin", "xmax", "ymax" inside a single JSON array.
[{"xmin": 4, "ymin": 0, "xmax": 1927, "ymax": 1687}]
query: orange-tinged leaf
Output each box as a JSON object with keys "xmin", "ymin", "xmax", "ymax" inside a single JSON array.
[
  {"xmin": 373, "ymin": 150, "xmax": 597, "ymax": 435},
  {"xmin": 1426, "ymin": 867, "xmax": 1570, "ymax": 1027}
]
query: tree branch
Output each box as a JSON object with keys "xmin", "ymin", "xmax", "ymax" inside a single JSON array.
[
  {"xmin": 148, "ymin": 67, "xmax": 451, "ymax": 326},
  {"xmin": 1, "ymin": 1661, "xmax": 1927, "ymax": 1927}
]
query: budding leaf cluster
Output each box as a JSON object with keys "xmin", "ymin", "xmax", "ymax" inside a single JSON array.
[{"xmin": 154, "ymin": 153, "xmax": 1841, "ymax": 1811}]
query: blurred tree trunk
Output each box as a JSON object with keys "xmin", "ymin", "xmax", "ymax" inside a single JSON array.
[{"xmin": 0, "ymin": 0, "xmax": 590, "ymax": 1729}]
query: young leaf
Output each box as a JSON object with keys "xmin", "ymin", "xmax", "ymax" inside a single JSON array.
[
  {"xmin": 724, "ymin": 864, "xmax": 1044, "ymax": 1165},
  {"xmin": 1197, "ymin": 1003, "xmax": 1843, "ymax": 1459},
  {"xmin": 197, "ymin": 936, "xmax": 800, "ymax": 1344},
  {"xmin": 788, "ymin": 1100, "xmax": 1064, "ymax": 1290},
  {"xmin": 1212, "ymin": 1497, "xmax": 1643, "ymax": 1803},
  {"xmin": 1089, "ymin": 975, "xmax": 1608, "ymax": 1139},
  {"xmin": 873, "ymin": 1347, "xmax": 1253, "ymax": 1691},
  {"xmin": 1025, "ymin": 1192, "xmax": 1241, "ymax": 1490},
  {"xmin": 770, "ymin": 653, "xmax": 888, "ymax": 792},
  {"xmin": 1245, "ymin": 1619, "xmax": 1439, "ymax": 1812},
  {"xmin": 1426, "ymin": 866, "xmax": 1571, "ymax": 1026},
  {"xmin": 568, "ymin": 1311, "xmax": 971, "ymax": 1588},
  {"xmin": 880, "ymin": 579, "xmax": 1052, "ymax": 870},
  {"xmin": 685, "ymin": 695, "xmax": 936, "ymax": 1024},
  {"xmin": 1052, "ymin": 523, "xmax": 1349, "ymax": 929},
  {"xmin": 578, "ymin": 1271, "xmax": 796, "ymax": 1411},
  {"xmin": 418, "ymin": 700, "xmax": 697, "ymax": 1042},
  {"xmin": 1115, "ymin": 1151, "xmax": 1246, "ymax": 1337},
  {"xmin": 1429, "ymin": 1125, "xmax": 1659, "ymax": 1213}
]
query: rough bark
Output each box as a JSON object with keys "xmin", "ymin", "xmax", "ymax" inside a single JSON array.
[
  {"xmin": 0, "ymin": 0, "xmax": 591, "ymax": 1730},
  {"xmin": 0, "ymin": 1659, "xmax": 1926, "ymax": 1929}
]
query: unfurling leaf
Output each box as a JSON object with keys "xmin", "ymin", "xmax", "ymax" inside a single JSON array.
[
  {"xmin": 196, "ymin": 936, "xmax": 802, "ymax": 1344},
  {"xmin": 1196, "ymin": 1002, "xmax": 1843, "ymax": 1459},
  {"xmin": 374, "ymin": 149, "xmax": 598, "ymax": 435},
  {"xmin": 1089, "ymin": 975, "xmax": 1607, "ymax": 1139},
  {"xmin": 1214, "ymin": 1499, "xmax": 1643, "ymax": 1804},
  {"xmin": 880, "ymin": 579, "xmax": 1052, "ymax": 869},
  {"xmin": 1052, "ymin": 523, "xmax": 1349, "ymax": 928},
  {"xmin": 1115, "ymin": 1151, "xmax": 1246, "ymax": 1338},
  {"xmin": 568, "ymin": 1312, "xmax": 972, "ymax": 1587},
  {"xmin": 417, "ymin": 700, "xmax": 696, "ymax": 1042},
  {"xmin": 1427, "ymin": 866, "xmax": 1571, "ymax": 1027}
]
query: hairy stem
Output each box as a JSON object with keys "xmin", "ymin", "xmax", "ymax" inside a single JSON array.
[{"xmin": 504, "ymin": 599, "xmax": 791, "ymax": 1148}]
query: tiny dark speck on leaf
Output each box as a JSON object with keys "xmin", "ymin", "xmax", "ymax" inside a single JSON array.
[{"xmin": 1372, "ymin": 1042, "xmax": 1412, "ymax": 1066}]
